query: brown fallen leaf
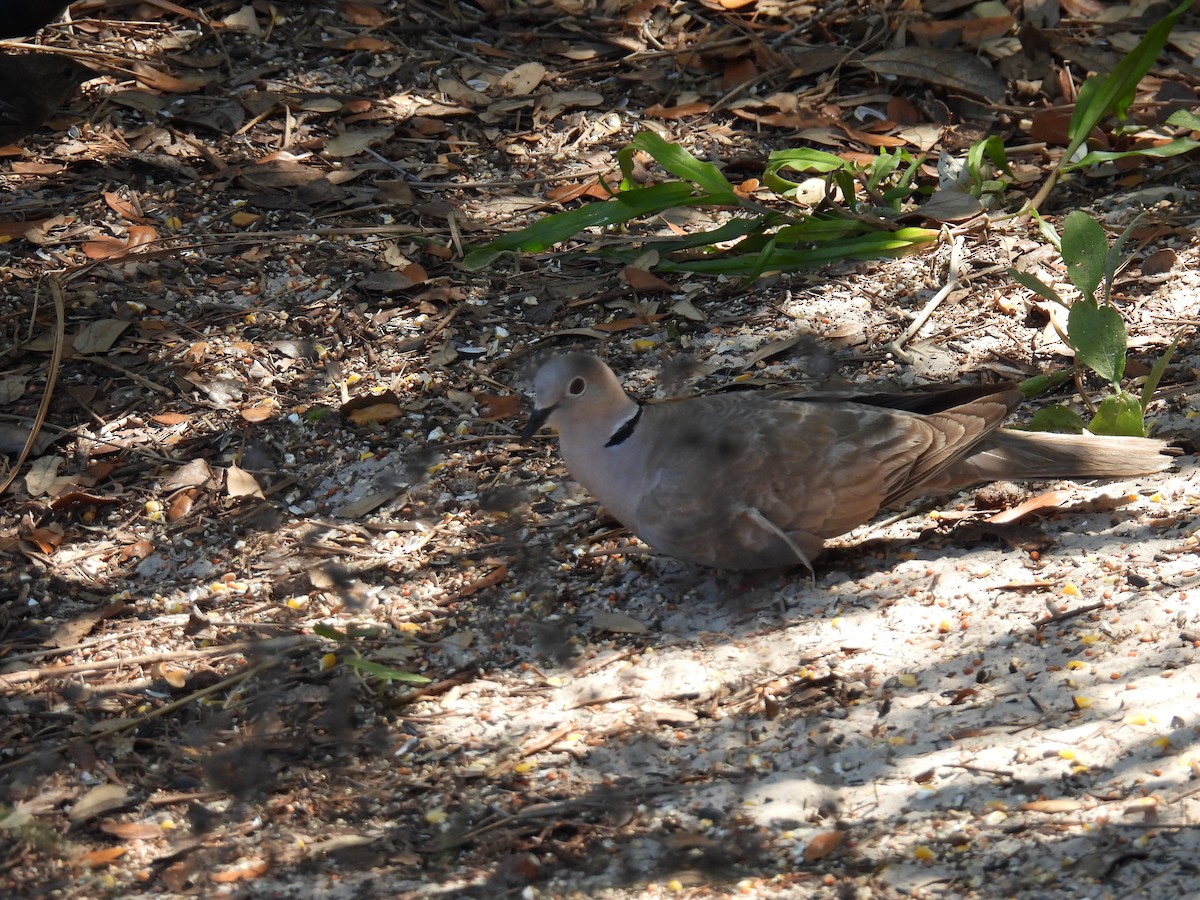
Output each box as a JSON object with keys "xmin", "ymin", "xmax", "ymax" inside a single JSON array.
[
  {"xmin": 622, "ymin": 266, "xmax": 674, "ymax": 292},
  {"xmin": 987, "ymin": 490, "xmax": 1070, "ymax": 524},
  {"xmin": 80, "ymin": 846, "xmax": 127, "ymax": 867},
  {"xmin": 804, "ymin": 830, "xmax": 846, "ymax": 862},
  {"xmin": 861, "ymin": 47, "xmax": 1006, "ymax": 103},
  {"xmin": 225, "ymin": 463, "xmax": 265, "ymax": 500},
  {"xmin": 644, "ymin": 102, "xmax": 711, "ymax": 119},
  {"xmin": 69, "ymin": 784, "xmax": 131, "ymax": 823}
]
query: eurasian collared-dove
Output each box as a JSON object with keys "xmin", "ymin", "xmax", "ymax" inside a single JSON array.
[{"xmin": 523, "ymin": 353, "xmax": 1173, "ymax": 570}]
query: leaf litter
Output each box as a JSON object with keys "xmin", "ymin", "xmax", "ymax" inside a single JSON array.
[{"xmin": 0, "ymin": 1, "xmax": 1198, "ymax": 898}]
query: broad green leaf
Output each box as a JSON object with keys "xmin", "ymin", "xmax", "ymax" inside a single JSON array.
[
  {"xmin": 764, "ymin": 148, "xmax": 849, "ymax": 177},
  {"xmin": 1028, "ymin": 405, "xmax": 1087, "ymax": 434},
  {"xmin": 1067, "ymin": 0, "xmax": 1195, "ymax": 152},
  {"xmin": 630, "ymin": 132, "xmax": 740, "ymax": 200},
  {"xmin": 1064, "ymin": 137, "xmax": 1200, "ymax": 172},
  {"xmin": 1018, "ymin": 370, "xmax": 1071, "ymax": 398},
  {"xmin": 1089, "ymin": 391, "xmax": 1146, "ymax": 437},
  {"xmin": 1067, "ymin": 297, "xmax": 1126, "ymax": 383},
  {"xmin": 1007, "ymin": 267, "xmax": 1064, "ymax": 306},
  {"xmin": 1060, "ymin": 211, "xmax": 1107, "ymax": 299},
  {"xmin": 344, "ymin": 657, "xmax": 432, "ymax": 684}
]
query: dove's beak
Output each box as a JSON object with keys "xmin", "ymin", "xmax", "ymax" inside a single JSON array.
[{"xmin": 521, "ymin": 405, "xmax": 555, "ymax": 441}]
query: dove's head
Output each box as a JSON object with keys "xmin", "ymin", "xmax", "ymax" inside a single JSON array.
[{"xmin": 521, "ymin": 353, "xmax": 634, "ymax": 441}]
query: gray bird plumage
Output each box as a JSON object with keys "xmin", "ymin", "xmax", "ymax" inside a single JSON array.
[{"xmin": 524, "ymin": 353, "xmax": 1173, "ymax": 571}]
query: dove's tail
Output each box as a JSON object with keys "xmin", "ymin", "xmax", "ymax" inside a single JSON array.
[{"xmin": 925, "ymin": 429, "xmax": 1174, "ymax": 494}]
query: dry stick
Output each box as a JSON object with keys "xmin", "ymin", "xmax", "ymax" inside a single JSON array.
[
  {"xmin": 1034, "ymin": 601, "xmax": 1105, "ymax": 628},
  {"xmin": 0, "ymin": 415, "xmax": 182, "ymax": 466},
  {"xmin": 88, "ymin": 658, "xmax": 277, "ymax": 737},
  {"xmin": 886, "ymin": 231, "xmax": 962, "ymax": 365},
  {"xmin": 0, "ymin": 636, "xmax": 302, "ymax": 688},
  {"xmin": 0, "ymin": 278, "xmax": 65, "ymax": 496}
]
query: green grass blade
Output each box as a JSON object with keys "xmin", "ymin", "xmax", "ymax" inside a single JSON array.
[
  {"xmin": 463, "ymin": 182, "xmax": 704, "ymax": 270},
  {"xmin": 1067, "ymin": 0, "xmax": 1195, "ymax": 158}
]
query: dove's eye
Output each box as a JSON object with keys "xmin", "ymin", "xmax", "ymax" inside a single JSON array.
[{"xmin": 568, "ymin": 377, "xmax": 587, "ymax": 396}]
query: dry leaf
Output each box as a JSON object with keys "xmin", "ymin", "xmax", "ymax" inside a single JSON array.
[
  {"xmin": 99, "ymin": 820, "xmax": 162, "ymax": 840},
  {"xmin": 162, "ymin": 459, "xmax": 213, "ymax": 491},
  {"xmin": 343, "ymin": 2, "xmax": 389, "ymax": 26},
  {"xmin": 861, "ymin": 47, "xmax": 1007, "ymax": 103},
  {"xmin": 240, "ymin": 405, "xmax": 274, "ymax": 423},
  {"xmin": 80, "ymin": 846, "xmax": 127, "ymax": 867},
  {"xmin": 226, "ymin": 463, "xmax": 266, "ymax": 499},
  {"xmin": 49, "ymin": 491, "xmax": 121, "ymax": 510},
  {"xmin": 644, "ymin": 102, "xmax": 711, "ymax": 119},
  {"xmin": 475, "ymin": 393, "xmax": 521, "ymax": 419},
  {"xmin": 325, "ymin": 127, "xmax": 396, "ymax": 158},
  {"xmin": 210, "ymin": 858, "xmax": 270, "ymax": 883},
  {"xmin": 593, "ymin": 314, "xmax": 667, "ymax": 332},
  {"xmin": 496, "ymin": 62, "xmax": 547, "ymax": 95},
  {"xmin": 1141, "ymin": 248, "xmax": 1176, "ymax": 276},
  {"xmin": 221, "ymin": 5, "xmax": 263, "ymax": 35},
  {"xmin": 622, "ymin": 267, "xmax": 674, "ymax": 292},
  {"xmin": 167, "ymin": 493, "xmax": 194, "ymax": 522},
  {"xmin": 591, "ymin": 611, "xmax": 649, "ymax": 634},
  {"xmin": 69, "ymin": 784, "xmax": 130, "ymax": 822},
  {"xmin": 346, "ymin": 402, "xmax": 406, "ymax": 425},
  {"xmin": 1021, "ymin": 798, "xmax": 1084, "ymax": 813},
  {"xmin": 804, "ymin": 830, "xmax": 846, "ymax": 862},
  {"xmin": 24, "ymin": 455, "xmax": 63, "ymax": 497},
  {"xmin": 73, "ymin": 319, "xmax": 132, "ymax": 354},
  {"xmin": 120, "ymin": 539, "xmax": 155, "ymax": 561},
  {"xmin": 987, "ymin": 490, "xmax": 1070, "ymax": 524},
  {"xmin": 0, "ymin": 374, "xmax": 28, "ymax": 403}
]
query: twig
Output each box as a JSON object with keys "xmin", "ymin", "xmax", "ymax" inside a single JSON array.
[
  {"xmin": 1034, "ymin": 601, "xmax": 1105, "ymax": 629},
  {"xmin": 88, "ymin": 659, "xmax": 277, "ymax": 736},
  {"xmin": 886, "ymin": 231, "xmax": 962, "ymax": 364},
  {"xmin": 0, "ymin": 636, "xmax": 302, "ymax": 688},
  {"xmin": 0, "ymin": 278, "xmax": 65, "ymax": 496}
]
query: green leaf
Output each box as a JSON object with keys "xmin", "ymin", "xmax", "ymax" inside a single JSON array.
[
  {"xmin": 1067, "ymin": 297, "xmax": 1126, "ymax": 383},
  {"xmin": 343, "ymin": 657, "xmax": 432, "ymax": 684},
  {"xmin": 1028, "ymin": 405, "xmax": 1087, "ymax": 434},
  {"xmin": 313, "ymin": 622, "xmax": 348, "ymax": 641},
  {"xmin": 1089, "ymin": 391, "xmax": 1146, "ymax": 437},
  {"xmin": 1166, "ymin": 108, "xmax": 1200, "ymax": 130},
  {"xmin": 662, "ymin": 227, "xmax": 937, "ymax": 274},
  {"xmin": 1007, "ymin": 267, "xmax": 1064, "ymax": 306},
  {"xmin": 1064, "ymin": 136, "xmax": 1200, "ymax": 172},
  {"xmin": 1060, "ymin": 211, "xmax": 1107, "ymax": 299},
  {"xmin": 1140, "ymin": 338, "xmax": 1178, "ymax": 411},
  {"xmin": 1067, "ymin": 0, "xmax": 1195, "ymax": 156},
  {"xmin": 1102, "ymin": 211, "xmax": 1146, "ymax": 304},
  {"xmin": 1018, "ymin": 370, "xmax": 1071, "ymax": 398},
  {"xmin": 764, "ymin": 147, "xmax": 849, "ymax": 178},
  {"xmin": 462, "ymin": 182, "xmax": 704, "ymax": 270},
  {"xmin": 630, "ymin": 132, "xmax": 740, "ymax": 200},
  {"xmin": 967, "ymin": 135, "xmax": 1013, "ymax": 191}
]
